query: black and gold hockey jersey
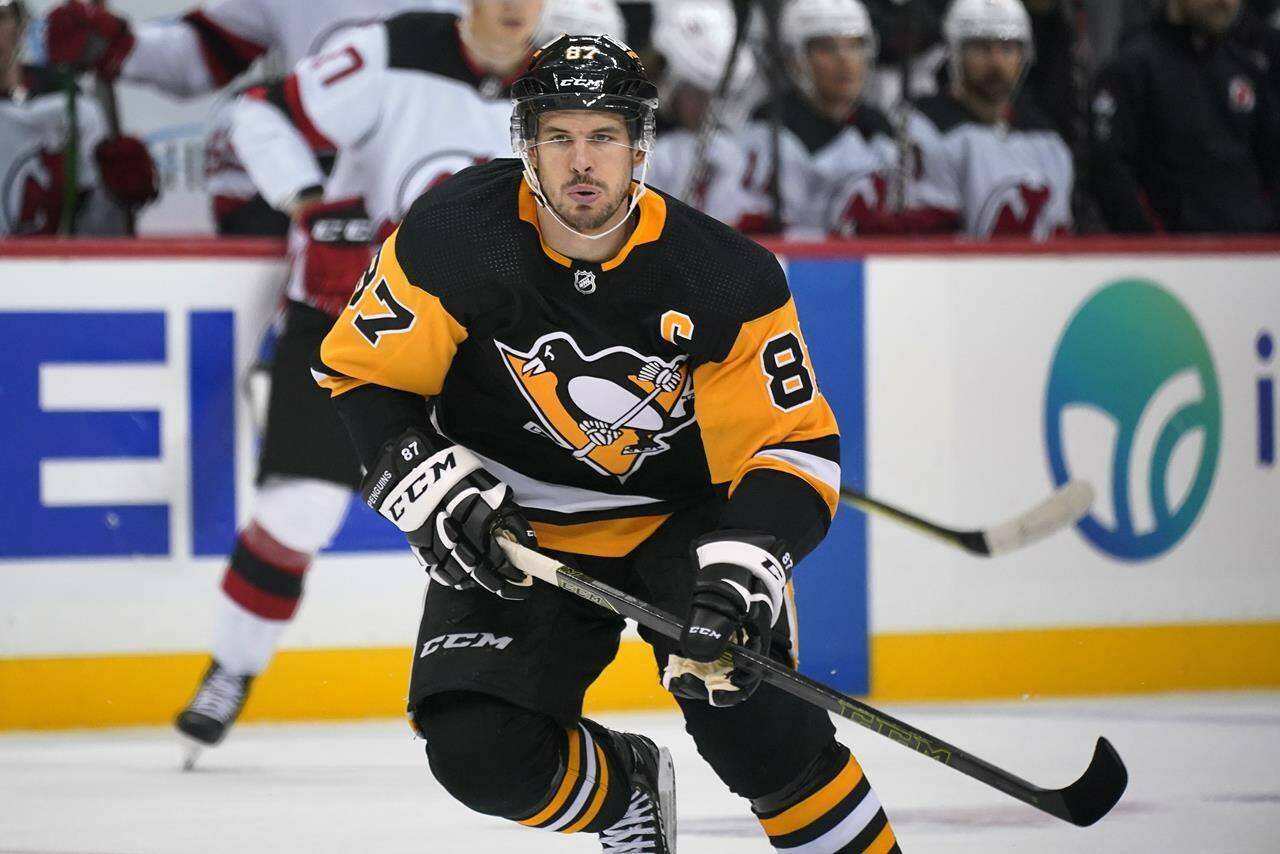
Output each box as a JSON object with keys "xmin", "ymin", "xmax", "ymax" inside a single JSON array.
[{"xmin": 314, "ymin": 159, "xmax": 840, "ymax": 558}]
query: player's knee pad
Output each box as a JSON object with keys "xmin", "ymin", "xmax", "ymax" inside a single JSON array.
[
  {"xmin": 413, "ymin": 692, "xmax": 564, "ymax": 818},
  {"xmin": 677, "ymin": 678, "xmax": 836, "ymax": 799},
  {"xmin": 252, "ymin": 475, "xmax": 351, "ymax": 554},
  {"xmin": 751, "ymin": 741, "xmax": 901, "ymax": 853}
]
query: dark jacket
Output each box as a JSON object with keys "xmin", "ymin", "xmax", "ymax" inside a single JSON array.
[{"xmin": 1088, "ymin": 14, "xmax": 1280, "ymax": 233}]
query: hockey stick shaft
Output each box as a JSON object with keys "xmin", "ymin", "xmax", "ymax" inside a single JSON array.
[
  {"xmin": 497, "ymin": 535, "xmax": 1127, "ymax": 827},
  {"xmin": 680, "ymin": 0, "xmax": 752, "ymax": 205},
  {"xmin": 59, "ymin": 69, "xmax": 80, "ymax": 235},
  {"xmin": 839, "ymin": 480, "xmax": 1094, "ymax": 557}
]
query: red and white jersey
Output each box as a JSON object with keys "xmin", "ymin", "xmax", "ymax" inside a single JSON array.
[
  {"xmin": 231, "ymin": 12, "xmax": 520, "ymax": 314},
  {"xmin": 737, "ymin": 97, "xmax": 897, "ymax": 236},
  {"xmin": 646, "ymin": 124, "xmax": 750, "ymax": 226},
  {"xmin": 0, "ymin": 66, "xmax": 106, "ymax": 236},
  {"xmin": 904, "ymin": 93, "xmax": 1073, "ymax": 239},
  {"xmin": 117, "ymin": 0, "xmax": 449, "ymax": 223},
  {"xmin": 122, "ymin": 0, "xmax": 453, "ymax": 96}
]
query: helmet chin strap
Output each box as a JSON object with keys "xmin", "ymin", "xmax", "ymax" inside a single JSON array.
[{"xmin": 519, "ymin": 151, "xmax": 652, "ymax": 242}]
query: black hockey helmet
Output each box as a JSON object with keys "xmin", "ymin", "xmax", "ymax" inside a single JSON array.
[{"xmin": 510, "ymin": 33, "xmax": 659, "ymax": 155}]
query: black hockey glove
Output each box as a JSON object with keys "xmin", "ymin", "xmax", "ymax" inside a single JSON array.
[
  {"xmin": 362, "ymin": 429, "xmax": 536, "ymax": 600},
  {"xmin": 663, "ymin": 530, "xmax": 793, "ymax": 708}
]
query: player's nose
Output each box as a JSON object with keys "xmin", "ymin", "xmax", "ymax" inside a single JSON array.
[{"xmin": 568, "ymin": 139, "xmax": 595, "ymax": 172}]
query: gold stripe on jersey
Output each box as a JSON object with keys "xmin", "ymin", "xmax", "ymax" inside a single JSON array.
[
  {"xmin": 562, "ymin": 742, "xmax": 611, "ymax": 833},
  {"xmin": 517, "ymin": 178, "xmax": 667, "ymax": 271},
  {"xmin": 531, "ymin": 514, "xmax": 673, "ymax": 558},
  {"xmin": 518, "ymin": 728, "xmax": 583, "ymax": 827},
  {"xmin": 759, "ymin": 753, "xmax": 864, "ymax": 837},
  {"xmin": 757, "ymin": 752, "xmax": 902, "ymax": 852},
  {"xmin": 517, "ymin": 724, "xmax": 611, "ymax": 834},
  {"xmin": 316, "ymin": 227, "xmax": 468, "ymax": 398},
  {"xmin": 694, "ymin": 298, "xmax": 840, "ymax": 518}
]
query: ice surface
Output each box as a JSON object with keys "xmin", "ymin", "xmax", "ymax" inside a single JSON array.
[{"xmin": 2, "ymin": 692, "xmax": 1278, "ymax": 853}]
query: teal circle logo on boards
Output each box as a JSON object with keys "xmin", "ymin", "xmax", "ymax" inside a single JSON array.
[{"xmin": 1044, "ymin": 279, "xmax": 1221, "ymax": 560}]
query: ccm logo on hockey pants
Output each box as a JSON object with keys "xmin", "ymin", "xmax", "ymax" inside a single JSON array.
[{"xmin": 419, "ymin": 632, "xmax": 513, "ymax": 658}]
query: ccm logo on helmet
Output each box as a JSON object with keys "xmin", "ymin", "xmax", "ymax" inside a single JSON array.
[
  {"xmin": 420, "ymin": 632, "xmax": 514, "ymax": 658},
  {"xmin": 556, "ymin": 76, "xmax": 605, "ymax": 90}
]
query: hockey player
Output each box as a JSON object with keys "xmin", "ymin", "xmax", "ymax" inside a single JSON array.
[
  {"xmin": 171, "ymin": 1, "xmax": 543, "ymax": 764},
  {"xmin": 0, "ymin": 0, "xmax": 157, "ymax": 235},
  {"xmin": 899, "ymin": 0, "xmax": 1073, "ymax": 238},
  {"xmin": 645, "ymin": 0, "xmax": 756, "ymax": 225},
  {"xmin": 43, "ymin": 0, "xmax": 458, "ymax": 233},
  {"xmin": 738, "ymin": 0, "xmax": 897, "ymax": 235},
  {"xmin": 535, "ymin": 0, "xmax": 625, "ymax": 46},
  {"xmin": 313, "ymin": 34, "xmax": 903, "ymax": 854}
]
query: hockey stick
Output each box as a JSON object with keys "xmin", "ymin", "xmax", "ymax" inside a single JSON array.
[
  {"xmin": 497, "ymin": 534, "xmax": 1128, "ymax": 827},
  {"xmin": 840, "ymin": 480, "xmax": 1093, "ymax": 557},
  {"xmin": 59, "ymin": 68, "xmax": 80, "ymax": 235},
  {"xmin": 679, "ymin": 0, "xmax": 753, "ymax": 207}
]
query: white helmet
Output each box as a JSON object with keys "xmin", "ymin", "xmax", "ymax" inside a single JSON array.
[
  {"xmin": 535, "ymin": 0, "xmax": 626, "ymax": 46},
  {"xmin": 651, "ymin": 0, "xmax": 757, "ymax": 97},
  {"xmin": 943, "ymin": 0, "xmax": 1035, "ymax": 64},
  {"xmin": 779, "ymin": 0, "xmax": 877, "ymax": 100}
]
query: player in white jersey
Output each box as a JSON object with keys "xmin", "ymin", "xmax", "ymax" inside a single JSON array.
[
  {"xmin": 900, "ymin": 0, "xmax": 1073, "ymax": 239},
  {"xmin": 172, "ymin": 0, "xmax": 544, "ymax": 766},
  {"xmin": 43, "ymin": 0, "xmax": 457, "ymax": 233},
  {"xmin": 1, "ymin": 0, "xmax": 156, "ymax": 235},
  {"xmin": 645, "ymin": 0, "xmax": 755, "ymax": 226},
  {"xmin": 738, "ymin": 0, "xmax": 897, "ymax": 235},
  {"xmin": 535, "ymin": 0, "xmax": 624, "ymax": 46}
]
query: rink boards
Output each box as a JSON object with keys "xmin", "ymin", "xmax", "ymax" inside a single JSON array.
[{"xmin": 1, "ymin": 238, "xmax": 1278, "ymax": 730}]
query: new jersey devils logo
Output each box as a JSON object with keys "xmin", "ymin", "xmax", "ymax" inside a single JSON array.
[
  {"xmin": 3, "ymin": 147, "xmax": 64, "ymax": 235},
  {"xmin": 394, "ymin": 149, "xmax": 492, "ymax": 218},
  {"xmin": 828, "ymin": 170, "xmax": 890, "ymax": 237},
  {"xmin": 976, "ymin": 179, "xmax": 1053, "ymax": 238},
  {"xmin": 496, "ymin": 332, "xmax": 696, "ymax": 481}
]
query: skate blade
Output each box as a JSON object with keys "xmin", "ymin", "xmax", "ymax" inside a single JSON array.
[
  {"xmin": 178, "ymin": 735, "xmax": 212, "ymax": 772},
  {"xmin": 657, "ymin": 746, "xmax": 676, "ymax": 852}
]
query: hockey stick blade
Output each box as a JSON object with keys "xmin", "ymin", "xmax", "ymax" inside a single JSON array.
[
  {"xmin": 839, "ymin": 480, "xmax": 1094, "ymax": 557},
  {"xmin": 496, "ymin": 535, "xmax": 1128, "ymax": 826},
  {"xmin": 981, "ymin": 480, "xmax": 1094, "ymax": 556}
]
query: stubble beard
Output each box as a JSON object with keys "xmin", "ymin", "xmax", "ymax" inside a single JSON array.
[{"xmin": 552, "ymin": 183, "xmax": 631, "ymax": 233}]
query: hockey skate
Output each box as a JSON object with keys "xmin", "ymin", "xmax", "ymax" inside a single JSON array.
[
  {"xmin": 599, "ymin": 733, "xmax": 676, "ymax": 853},
  {"xmin": 174, "ymin": 659, "xmax": 253, "ymax": 771}
]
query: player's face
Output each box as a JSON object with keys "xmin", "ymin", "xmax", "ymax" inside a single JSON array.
[
  {"xmin": 1173, "ymin": 0, "xmax": 1240, "ymax": 34},
  {"xmin": 670, "ymin": 83, "xmax": 710, "ymax": 132},
  {"xmin": 805, "ymin": 36, "xmax": 869, "ymax": 105},
  {"xmin": 959, "ymin": 39, "xmax": 1024, "ymax": 105},
  {"xmin": 468, "ymin": 0, "xmax": 543, "ymax": 49},
  {"xmin": 530, "ymin": 110, "xmax": 644, "ymax": 233}
]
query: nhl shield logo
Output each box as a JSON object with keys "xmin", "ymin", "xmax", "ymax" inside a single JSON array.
[
  {"xmin": 495, "ymin": 332, "xmax": 695, "ymax": 481},
  {"xmin": 573, "ymin": 269, "xmax": 597, "ymax": 294}
]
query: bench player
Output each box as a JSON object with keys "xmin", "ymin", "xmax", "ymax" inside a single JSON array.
[{"xmin": 314, "ymin": 34, "xmax": 904, "ymax": 854}]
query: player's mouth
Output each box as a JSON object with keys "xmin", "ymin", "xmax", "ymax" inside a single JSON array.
[{"xmin": 566, "ymin": 185, "xmax": 603, "ymax": 205}]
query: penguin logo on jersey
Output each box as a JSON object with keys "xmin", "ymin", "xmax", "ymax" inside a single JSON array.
[{"xmin": 496, "ymin": 332, "xmax": 695, "ymax": 481}]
